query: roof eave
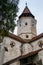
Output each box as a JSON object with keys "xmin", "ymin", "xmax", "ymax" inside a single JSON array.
[{"xmin": 19, "ymin": 13, "xmax": 34, "ymax": 19}]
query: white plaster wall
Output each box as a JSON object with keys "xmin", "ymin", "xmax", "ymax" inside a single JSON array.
[
  {"xmin": 22, "ymin": 43, "xmax": 32, "ymax": 55},
  {"xmin": 17, "ymin": 17, "xmax": 37, "ymax": 39},
  {"xmin": 17, "ymin": 17, "xmax": 32, "ymax": 35},
  {"xmin": 31, "ymin": 38, "xmax": 43, "ymax": 51},
  {"xmin": 3, "ymin": 37, "xmax": 21, "ymax": 63},
  {"xmin": 10, "ymin": 60, "xmax": 20, "ymax": 65}
]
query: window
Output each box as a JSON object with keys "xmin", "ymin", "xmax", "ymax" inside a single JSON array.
[
  {"xmin": 4, "ymin": 47, "xmax": 8, "ymax": 52},
  {"xmin": 26, "ymin": 35, "xmax": 29, "ymax": 38},
  {"xmin": 25, "ymin": 22, "xmax": 28, "ymax": 25}
]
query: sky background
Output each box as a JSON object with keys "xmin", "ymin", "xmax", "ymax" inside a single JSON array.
[{"xmin": 14, "ymin": 0, "xmax": 43, "ymax": 35}]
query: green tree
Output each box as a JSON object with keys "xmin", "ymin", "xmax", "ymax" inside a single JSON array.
[
  {"xmin": 0, "ymin": 0, "xmax": 19, "ymax": 41},
  {"xmin": 0, "ymin": 0, "xmax": 19, "ymax": 65}
]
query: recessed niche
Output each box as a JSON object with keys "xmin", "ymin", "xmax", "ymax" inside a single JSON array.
[
  {"xmin": 4, "ymin": 47, "xmax": 8, "ymax": 52},
  {"xmin": 26, "ymin": 35, "xmax": 29, "ymax": 38}
]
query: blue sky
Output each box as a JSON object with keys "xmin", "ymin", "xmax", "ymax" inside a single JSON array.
[{"xmin": 14, "ymin": 0, "xmax": 43, "ymax": 35}]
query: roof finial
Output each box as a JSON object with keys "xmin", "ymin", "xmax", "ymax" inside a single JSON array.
[{"xmin": 26, "ymin": 2, "xmax": 27, "ymax": 6}]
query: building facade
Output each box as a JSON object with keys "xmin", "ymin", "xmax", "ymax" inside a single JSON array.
[{"xmin": 1, "ymin": 5, "xmax": 43, "ymax": 65}]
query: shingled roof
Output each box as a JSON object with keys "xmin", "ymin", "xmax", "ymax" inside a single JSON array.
[{"xmin": 19, "ymin": 6, "xmax": 34, "ymax": 18}]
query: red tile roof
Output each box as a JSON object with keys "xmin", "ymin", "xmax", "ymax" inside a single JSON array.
[
  {"xmin": 23, "ymin": 6, "xmax": 31, "ymax": 14},
  {"xmin": 19, "ymin": 6, "xmax": 34, "ymax": 18}
]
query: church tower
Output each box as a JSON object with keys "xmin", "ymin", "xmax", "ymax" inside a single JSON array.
[{"xmin": 17, "ymin": 5, "xmax": 37, "ymax": 40}]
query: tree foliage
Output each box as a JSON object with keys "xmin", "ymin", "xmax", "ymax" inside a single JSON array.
[{"xmin": 0, "ymin": 0, "xmax": 19, "ymax": 37}]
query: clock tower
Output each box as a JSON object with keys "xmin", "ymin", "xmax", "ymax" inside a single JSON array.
[{"xmin": 17, "ymin": 6, "xmax": 37, "ymax": 40}]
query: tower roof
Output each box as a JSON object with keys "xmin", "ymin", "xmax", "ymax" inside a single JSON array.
[
  {"xmin": 23, "ymin": 6, "xmax": 31, "ymax": 14},
  {"xmin": 19, "ymin": 6, "xmax": 34, "ymax": 18}
]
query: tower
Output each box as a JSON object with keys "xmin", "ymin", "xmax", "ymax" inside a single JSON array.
[{"xmin": 17, "ymin": 6, "xmax": 37, "ymax": 40}]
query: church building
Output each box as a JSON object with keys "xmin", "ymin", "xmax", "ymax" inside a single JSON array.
[{"xmin": 2, "ymin": 5, "xmax": 43, "ymax": 65}]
